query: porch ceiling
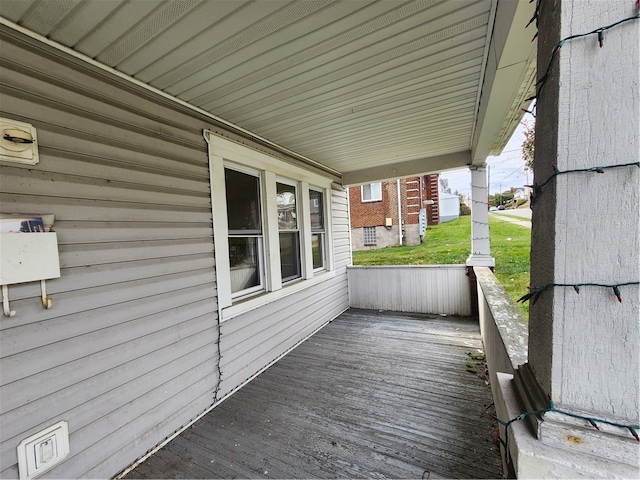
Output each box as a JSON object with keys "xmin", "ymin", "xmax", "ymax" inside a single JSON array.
[{"xmin": 0, "ymin": 0, "xmax": 536, "ymax": 184}]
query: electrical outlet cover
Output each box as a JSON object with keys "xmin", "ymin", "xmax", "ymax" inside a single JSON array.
[{"xmin": 17, "ymin": 421, "xmax": 69, "ymax": 480}]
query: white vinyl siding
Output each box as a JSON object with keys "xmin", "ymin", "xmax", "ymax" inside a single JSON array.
[
  {"xmin": 347, "ymin": 265, "xmax": 471, "ymax": 316},
  {"xmin": 0, "ymin": 32, "xmax": 350, "ymax": 480}
]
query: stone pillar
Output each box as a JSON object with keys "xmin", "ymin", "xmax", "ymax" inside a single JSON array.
[
  {"xmin": 466, "ymin": 164, "xmax": 495, "ymax": 267},
  {"xmin": 502, "ymin": 0, "xmax": 639, "ymax": 476}
]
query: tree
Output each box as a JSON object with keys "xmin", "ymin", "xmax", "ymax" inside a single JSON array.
[
  {"xmin": 491, "ymin": 191, "xmax": 514, "ymax": 207},
  {"xmin": 521, "ymin": 119, "xmax": 535, "ymax": 170}
]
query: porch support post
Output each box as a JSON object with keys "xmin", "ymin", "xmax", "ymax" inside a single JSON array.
[
  {"xmin": 466, "ymin": 164, "xmax": 495, "ymax": 268},
  {"xmin": 498, "ymin": 0, "xmax": 639, "ymax": 477}
]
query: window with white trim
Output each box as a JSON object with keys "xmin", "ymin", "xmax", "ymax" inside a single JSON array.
[
  {"xmin": 205, "ymin": 132, "xmax": 335, "ymax": 318},
  {"xmin": 225, "ymin": 167, "xmax": 264, "ymax": 297},
  {"xmin": 277, "ymin": 180, "xmax": 301, "ymax": 282},
  {"xmin": 309, "ymin": 189, "xmax": 325, "ymax": 270},
  {"xmin": 361, "ymin": 182, "xmax": 382, "ymax": 202}
]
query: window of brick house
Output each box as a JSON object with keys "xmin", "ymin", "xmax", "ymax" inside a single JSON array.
[
  {"xmin": 363, "ymin": 226, "xmax": 377, "ymax": 245},
  {"xmin": 361, "ymin": 182, "xmax": 382, "ymax": 202}
]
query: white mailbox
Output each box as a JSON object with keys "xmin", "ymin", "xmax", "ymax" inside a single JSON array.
[
  {"xmin": 0, "ymin": 233, "xmax": 60, "ymax": 285},
  {"xmin": 0, "ymin": 215, "xmax": 60, "ymax": 317}
]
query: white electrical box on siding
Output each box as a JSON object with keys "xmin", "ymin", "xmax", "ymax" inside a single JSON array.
[
  {"xmin": 0, "ymin": 233, "xmax": 61, "ymax": 285},
  {"xmin": 0, "ymin": 118, "xmax": 39, "ymax": 165}
]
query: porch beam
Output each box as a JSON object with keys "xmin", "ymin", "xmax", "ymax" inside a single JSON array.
[
  {"xmin": 341, "ymin": 150, "xmax": 471, "ymax": 186},
  {"xmin": 471, "ymin": 0, "xmax": 537, "ymax": 163}
]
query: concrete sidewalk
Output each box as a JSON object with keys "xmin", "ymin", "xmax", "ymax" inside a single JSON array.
[{"xmin": 490, "ymin": 213, "xmax": 531, "ymax": 229}]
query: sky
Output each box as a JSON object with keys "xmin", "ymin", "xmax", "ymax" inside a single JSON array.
[{"xmin": 440, "ymin": 120, "xmax": 532, "ymax": 196}]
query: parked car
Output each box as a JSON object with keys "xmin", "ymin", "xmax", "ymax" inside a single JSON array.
[
  {"xmin": 497, "ymin": 205, "xmax": 505, "ymax": 210},
  {"xmin": 489, "ymin": 206, "xmax": 498, "ymax": 211}
]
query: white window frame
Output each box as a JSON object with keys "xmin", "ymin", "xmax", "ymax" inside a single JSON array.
[
  {"xmin": 225, "ymin": 165, "xmax": 265, "ymax": 299},
  {"xmin": 276, "ymin": 177, "xmax": 302, "ymax": 283},
  {"xmin": 205, "ymin": 132, "xmax": 335, "ymax": 321},
  {"xmin": 361, "ymin": 182, "xmax": 382, "ymax": 202},
  {"xmin": 308, "ymin": 187, "xmax": 327, "ymax": 272}
]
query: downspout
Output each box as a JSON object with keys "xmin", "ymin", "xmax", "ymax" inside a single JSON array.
[{"xmin": 397, "ymin": 179, "xmax": 403, "ymax": 246}]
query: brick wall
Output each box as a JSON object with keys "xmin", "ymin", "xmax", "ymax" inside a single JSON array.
[
  {"xmin": 349, "ymin": 181, "xmax": 394, "ymax": 228},
  {"xmin": 348, "ymin": 175, "xmax": 441, "ymax": 249},
  {"xmin": 404, "ymin": 177, "xmax": 420, "ymax": 225},
  {"xmin": 424, "ymin": 174, "xmax": 440, "ymax": 225}
]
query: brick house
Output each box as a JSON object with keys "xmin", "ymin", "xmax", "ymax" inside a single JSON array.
[{"xmin": 349, "ymin": 175, "xmax": 440, "ymax": 250}]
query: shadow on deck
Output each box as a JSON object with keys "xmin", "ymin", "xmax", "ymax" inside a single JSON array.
[{"xmin": 125, "ymin": 309, "xmax": 502, "ymax": 479}]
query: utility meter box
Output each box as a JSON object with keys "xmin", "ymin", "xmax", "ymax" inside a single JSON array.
[{"xmin": 0, "ymin": 118, "xmax": 39, "ymax": 165}]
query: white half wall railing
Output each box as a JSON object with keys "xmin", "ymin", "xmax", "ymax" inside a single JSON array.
[
  {"xmin": 474, "ymin": 266, "xmax": 528, "ymax": 397},
  {"xmin": 474, "ymin": 266, "xmax": 529, "ymax": 475},
  {"xmin": 347, "ymin": 265, "xmax": 471, "ymax": 316}
]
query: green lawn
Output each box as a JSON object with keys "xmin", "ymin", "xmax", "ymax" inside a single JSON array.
[{"xmin": 352, "ymin": 216, "xmax": 531, "ymax": 314}]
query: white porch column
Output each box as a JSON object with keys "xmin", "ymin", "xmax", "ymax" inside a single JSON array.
[
  {"xmin": 499, "ymin": 1, "xmax": 639, "ymax": 477},
  {"xmin": 466, "ymin": 164, "xmax": 494, "ymax": 267}
]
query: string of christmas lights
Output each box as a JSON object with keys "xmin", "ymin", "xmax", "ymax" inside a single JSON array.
[
  {"xmin": 520, "ymin": 107, "xmax": 536, "ymax": 118},
  {"xmin": 528, "ymin": 161, "xmax": 640, "ymax": 204},
  {"xmin": 526, "ymin": 9, "xmax": 640, "ymax": 104},
  {"xmin": 518, "ymin": 281, "xmax": 640, "ymax": 305},
  {"xmin": 526, "ymin": 0, "xmax": 541, "ymax": 42},
  {"xmin": 470, "ymin": 183, "xmax": 490, "ymax": 208},
  {"xmin": 495, "ymin": 395, "xmax": 640, "ymax": 475}
]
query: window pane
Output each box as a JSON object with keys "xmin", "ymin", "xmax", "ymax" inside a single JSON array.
[
  {"xmin": 226, "ymin": 169, "xmax": 261, "ymax": 232},
  {"xmin": 309, "ymin": 190, "xmax": 324, "ymax": 230},
  {"xmin": 228, "ymin": 237, "xmax": 260, "ymax": 293},
  {"xmin": 362, "ymin": 182, "xmax": 382, "ymax": 201},
  {"xmin": 279, "ymin": 232, "xmax": 301, "ymax": 281},
  {"xmin": 311, "ymin": 233, "xmax": 324, "ymax": 269},
  {"xmin": 276, "ymin": 182, "xmax": 297, "ymax": 230}
]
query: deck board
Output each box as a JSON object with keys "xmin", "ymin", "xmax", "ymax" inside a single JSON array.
[{"xmin": 125, "ymin": 309, "xmax": 502, "ymax": 479}]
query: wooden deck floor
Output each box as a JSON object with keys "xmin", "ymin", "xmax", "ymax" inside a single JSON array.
[{"xmin": 125, "ymin": 309, "xmax": 502, "ymax": 479}]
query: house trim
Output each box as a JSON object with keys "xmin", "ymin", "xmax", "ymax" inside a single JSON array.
[{"xmin": 342, "ymin": 150, "xmax": 471, "ymax": 185}]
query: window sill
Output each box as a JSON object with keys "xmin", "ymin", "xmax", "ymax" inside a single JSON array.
[{"xmin": 221, "ymin": 270, "xmax": 336, "ymax": 322}]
